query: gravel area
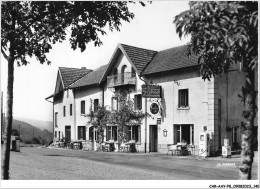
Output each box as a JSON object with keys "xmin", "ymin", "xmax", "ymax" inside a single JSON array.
[
  {"xmin": 9, "ymin": 147, "xmax": 175, "ymax": 180},
  {"xmin": 8, "ymin": 147, "xmax": 258, "ymax": 180}
]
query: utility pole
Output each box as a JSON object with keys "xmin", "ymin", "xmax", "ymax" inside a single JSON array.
[
  {"xmin": 19, "ymin": 125, "xmax": 20, "ymax": 136},
  {"xmin": 1, "ymin": 91, "xmax": 3, "ymax": 143},
  {"xmin": 145, "ymin": 97, "xmax": 147, "ymax": 153}
]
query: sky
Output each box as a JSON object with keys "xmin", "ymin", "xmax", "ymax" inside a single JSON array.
[{"xmin": 1, "ymin": 1, "xmax": 191, "ymax": 122}]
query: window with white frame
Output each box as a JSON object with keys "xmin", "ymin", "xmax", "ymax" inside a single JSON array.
[
  {"xmin": 63, "ymin": 106, "xmax": 66, "ymax": 117},
  {"xmin": 78, "ymin": 126, "xmax": 86, "ymax": 140},
  {"xmin": 111, "ymin": 97, "xmax": 118, "ymax": 111},
  {"xmin": 55, "ymin": 112, "xmax": 58, "ymax": 127},
  {"xmin": 127, "ymin": 125, "xmax": 140, "ymax": 142},
  {"xmin": 106, "ymin": 126, "xmax": 117, "ymax": 141},
  {"xmin": 232, "ymin": 126, "xmax": 239, "ymax": 144},
  {"xmin": 134, "ymin": 94, "xmax": 142, "ymax": 110},
  {"xmin": 81, "ymin": 100, "xmax": 85, "ymax": 114},
  {"xmin": 94, "ymin": 99, "xmax": 99, "ymax": 112},
  {"xmin": 178, "ymin": 89, "xmax": 189, "ymax": 108},
  {"xmin": 174, "ymin": 124, "xmax": 194, "ymax": 144},
  {"xmin": 70, "ymin": 104, "xmax": 72, "ymax": 116}
]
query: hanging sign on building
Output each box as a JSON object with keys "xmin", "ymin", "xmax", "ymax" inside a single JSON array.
[
  {"xmin": 150, "ymin": 103, "xmax": 159, "ymax": 114},
  {"xmin": 142, "ymin": 85, "xmax": 161, "ymax": 98}
]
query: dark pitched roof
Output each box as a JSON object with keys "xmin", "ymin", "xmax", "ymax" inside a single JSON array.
[
  {"xmin": 142, "ymin": 45, "xmax": 198, "ymax": 75},
  {"xmin": 59, "ymin": 67, "xmax": 92, "ymax": 88},
  {"xmin": 120, "ymin": 44, "xmax": 158, "ymax": 74},
  {"xmin": 69, "ymin": 64, "xmax": 108, "ymax": 89}
]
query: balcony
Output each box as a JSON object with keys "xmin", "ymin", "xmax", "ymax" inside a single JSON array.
[{"xmin": 107, "ymin": 72, "xmax": 137, "ymax": 88}]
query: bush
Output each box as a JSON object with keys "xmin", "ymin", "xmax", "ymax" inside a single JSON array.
[{"xmin": 32, "ymin": 137, "xmax": 41, "ymax": 144}]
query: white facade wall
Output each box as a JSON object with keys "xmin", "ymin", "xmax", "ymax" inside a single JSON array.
[
  {"xmin": 144, "ymin": 71, "xmax": 209, "ymax": 153},
  {"xmin": 53, "ymin": 89, "xmax": 75, "ymax": 141},
  {"xmin": 103, "ymin": 54, "xmax": 145, "ymax": 111},
  {"xmin": 52, "ymin": 49, "xmax": 254, "ymax": 155},
  {"xmin": 103, "ymin": 53, "xmax": 146, "ymax": 143},
  {"xmin": 74, "ymin": 86, "xmax": 103, "ymax": 140}
]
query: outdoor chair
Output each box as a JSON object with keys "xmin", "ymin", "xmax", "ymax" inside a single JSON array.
[
  {"xmin": 135, "ymin": 142, "xmax": 141, "ymax": 152},
  {"xmin": 167, "ymin": 144, "xmax": 180, "ymax": 156},
  {"xmin": 120, "ymin": 142, "xmax": 129, "ymax": 152},
  {"xmin": 104, "ymin": 142, "xmax": 110, "ymax": 152},
  {"xmin": 187, "ymin": 144, "xmax": 195, "ymax": 155},
  {"xmin": 96, "ymin": 142, "xmax": 102, "ymax": 151},
  {"xmin": 101, "ymin": 143, "xmax": 106, "ymax": 151}
]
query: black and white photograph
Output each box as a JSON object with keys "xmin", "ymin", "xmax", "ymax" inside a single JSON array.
[{"xmin": 1, "ymin": 1, "xmax": 259, "ymax": 188}]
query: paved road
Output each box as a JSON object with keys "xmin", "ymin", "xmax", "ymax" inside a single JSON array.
[{"xmin": 9, "ymin": 147, "xmax": 258, "ymax": 180}]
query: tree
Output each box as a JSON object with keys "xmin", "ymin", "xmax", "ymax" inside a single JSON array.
[
  {"xmin": 108, "ymin": 89, "xmax": 145, "ymax": 150},
  {"xmin": 174, "ymin": 1, "xmax": 257, "ymax": 179},
  {"xmin": 1, "ymin": 1, "xmax": 146, "ymax": 179},
  {"xmin": 11, "ymin": 129, "xmax": 19, "ymax": 136},
  {"xmin": 87, "ymin": 100, "xmax": 111, "ymax": 143}
]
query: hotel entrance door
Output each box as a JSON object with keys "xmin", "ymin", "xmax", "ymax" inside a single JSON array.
[{"xmin": 149, "ymin": 125, "xmax": 158, "ymax": 152}]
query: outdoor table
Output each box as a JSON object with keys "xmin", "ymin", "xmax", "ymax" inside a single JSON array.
[
  {"xmin": 105, "ymin": 141, "xmax": 115, "ymax": 152},
  {"xmin": 72, "ymin": 141, "xmax": 82, "ymax": 150},
  {"xmin": 176, "ymin": 144, "xmax": 189, "ymax": 156},
  {"xmin": 126, "ymin": 140, "xmax": 136, "ymax": 152}
]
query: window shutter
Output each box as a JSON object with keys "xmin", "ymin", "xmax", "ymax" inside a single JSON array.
[
  {"xmin": 134, "ymin": 95, "xmax": 137, "ymax": 110},
  {"xmin": 139, "ymin": 95, "xmax": 142, "ymax": 110},
  {"xmin": 178, "ymin": 90, "xmax": 180, "ymax": 107},
  {"xmin": 83, "ymin": 127, "xmax": 86, "ymax": 140},
  {"xmin": 78, "ymin": 127, "xmax": 80, "ymax": 140},
  {"xmin": 106, "ymin": 127, "xmax": 108, "ymax": 141},
  {"xmin": 186, "ymin": 89, "xmax": 189, "ymax": 107},
  {"xmin": 138, "ymin": 126, "xmax": 141, "ymax": 142}
]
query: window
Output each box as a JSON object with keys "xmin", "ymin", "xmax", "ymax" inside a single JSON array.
[
  {"xmin": 106, "ymin": 126, "xmax": 117, "ymax": 141},
  {"xmin": 94, "ymin": 99, "xmax": 99, "ymax": 112},
  {"xmin": 55, "ymin": 131, "xmax": 57, "ymax": 138},
  {"xmin": 174, "ymin": 124, "xmax": 194, "ymax": 145},
  {"xmin": 55, "ymin": 112, "xmax": 58, "ymax": 127},
  {"xmin": 178, "ymin": 89, "xmax": 189, "ymax": 108},
  {"xmin": 78, "ymin": 126, "xmax": 86, "ymax": 140},
  {"xmin": 70, "ymin": 104, "xmax": 72, "ymax": 116},
  {"xmin": 65, "ymin": 126, "xmax": 71, "ymax": 142},
  {"xmin": 232, "ymin": 126, "xmax": 239, "ymax": 143},
  {"xmin": 63, "ymin": 106, "xmax": 66, "ymax": 117},
  {"xmin": 111, "ymin": 97, "xmax": 118, "ymax": 111},
  {"xmin": 127, "ymin": 125, "xmax": 140, "ymax": 142},
  {"xmin": 134, "ymin": 94, "xmax": 142, "ymax": 110},
  {"xmin": 81, "ymin": 100, "xmax": 85, "ymax": 114},
  {"xmin": 113, "ymin": 68, "xmax": 118, "ymax": 84},
  {"xmin": 121, "ymin": 65, "xmax": 127, "ymax": 83},
  {"xmin": 58, "ymin": 131, "xmax": 60, "ymax": 141}
]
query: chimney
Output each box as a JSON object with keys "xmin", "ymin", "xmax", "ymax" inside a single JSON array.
[{"xmin": 81, "ymin": 67, "xmax": 86, "ymax": 69}]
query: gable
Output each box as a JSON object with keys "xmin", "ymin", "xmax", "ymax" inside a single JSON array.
[
  {"xmin": 120, "ymin": 44, "xmax": 157, "ymax": 74},
  {"xmin": 54, "ymin": 72, "xmax": 64, "ymax": 95},
  {"xmin": 101, "ymin": 44, "xmax": 157, "ymax": 82}
]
